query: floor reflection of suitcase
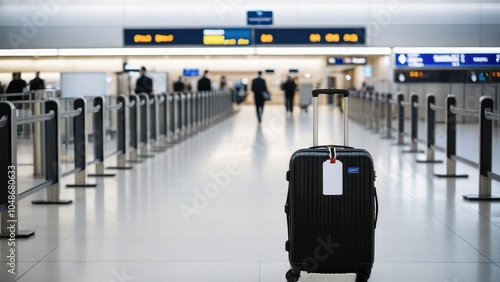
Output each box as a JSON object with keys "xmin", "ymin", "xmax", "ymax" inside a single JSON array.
[
  {"xmin": 285, "ymin": 89, "xmax": 378, "ymax": 282},
  {"xmin": 298, "ymin": 84, "xmax": 313, "ymax": 112}
]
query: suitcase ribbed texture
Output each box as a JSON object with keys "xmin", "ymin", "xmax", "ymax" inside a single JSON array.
[{"xmin": 288, "ymin": 148, "xmax": 375, "ymax": 274}]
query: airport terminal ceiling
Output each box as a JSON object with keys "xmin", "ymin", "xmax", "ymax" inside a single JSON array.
[
  {"xmin": 0, "ymin": 0, "xmax": 499, "ymax": 93},
  {"xmin": 0, "ymin": 0, "xmax": 499, "ymax": 50}
]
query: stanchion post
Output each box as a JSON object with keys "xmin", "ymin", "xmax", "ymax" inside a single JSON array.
[
  {"xmin": 417, "ymin": 93, "xmax": 443, "ymax": 163},
  {"xmin": 167, "ymin": 93, "xmax": 174, "ymax": 142},
  {"xmin": 88, "ymin": 96, "xmax": 116, "ymax": 176},
  {"xmin": 66, "ymin": 97, "xmax": 97, "ymax": 188},
  {"xmin": 366, "ymin": 92, "xmax": 371, "ymax": 127},
  {"xmin": 373, "ymin": 92, "xmax": 380, "ymax": 133},
  {"xmin": 33, "ymin": 98, "xmax": 44, "ymax": 176},
  {"xmin": 193, "ymin": 92, "xmax": 199, "ymax": 129},
  {"xmin": 0, "ymin": 101, "xmax": 35, "ymax": 237},
  {"xmin": 368, "ymin": 92, "xmax": 374, "ymax": 130},
  {"xmin": 464, "ymin": 96, "xmax": 500, "ymax": 201},
  {"xmin": 33, "ymin": 99, "xmax": 73, "ymax": 204},
  {"xmin": 108, "ymin": 94, "xmax": 133, "ymax": 169},
  {"xmin": 150, "ymin": 94, "xmax": 157, "ymax": 148},
  {"xmin": 434, "ymin": 94, "xmax": 468, "ymax": 178},
  {"xmin": 427, "ymin": 94, "xmax": 433, "ymax": 156},
  {"xmin": 163, "ymin": 93, "xmax": 170, "ymax": 143},
  {"xmin": 385, "ymin": 93, "xmax": 392, "ymax": 139},
  {"xmin": 181, "ymin": 92, "xmax": 186, "ymax": 133},
  {"xmin": 174, "ymin": 93, "xmax": 180, "ymax": 138},
  {"xmin": 138, "ymin": 94, "xmax": 154, "ymax": 158},
  {"xmin": 412, "ymin": 93, "xmax": 418, "ymax": 151},
  {"xmin": 204, "ymin": 91, "xmax": 208, "ymax": 126},
  {"xmin": 159, "ymin": 94, "xmax": 168, "ymax": 146},
  {"xmin": 402, "ymin": 93, "xmax": 423, "ymax": 153},
  {"xmin": 393, "ymin": 92, "xmax": 406, "ymax": 145},
  {"xmin": 398, "ymin": 93, "xmax": 404, "ymax": 143},
  {"xmin": 186, "ymin": 92, "xmax": 192, "ymax": 133},
  {"xmin": 127, "ymin": 95, "xmax": 141, "ymax": 163}
]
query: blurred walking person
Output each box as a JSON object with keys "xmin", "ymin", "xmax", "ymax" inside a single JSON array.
[
  {"xmin": 251, "ymin": 71, "xmax": 268, "ymax": 124},
  {"xmin": 6, "ymin": 72, "xmax": 27, "ymax": 108},
  {"xmin": 135, "ymin": 66, "xmax": 153, "ymax": 97},
  {"xmin": 282, "ymin": 76, "xmax": 296, "ymax": 114},
  {"xmin": 29, "ymin": 71, "xmax": 45, "ymax": 91},
  {"xmin": 173, "ymin": 76, "xmax": 185, "ymax": 92},
  {"xmin": 197, "ymin": 70, "xmax": 212, "ymax": 91}
]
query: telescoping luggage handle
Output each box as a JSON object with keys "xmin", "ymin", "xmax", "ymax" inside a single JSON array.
[{"xmin": 312, "ymin": 89, "xmax": 349, "ymax": 147}]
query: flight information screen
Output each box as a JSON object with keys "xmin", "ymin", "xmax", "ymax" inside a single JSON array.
[
  {"xmin": 254, "ymin": 28, "xmax": 365, "ymax": 45},
  {"xmin": 124, "ymin": 29, "xmax": 252, "ymax": 46},
  {"xmin": 124, "ymin": 28, "xmax": 365, "ymax": 46},
  {"xmin": 396, "ymin": 53, "xmax": 500, "ymax": 68},
  {"xmin": 395, "ymin": 69, "xmax": 500, "ymax": 83}
]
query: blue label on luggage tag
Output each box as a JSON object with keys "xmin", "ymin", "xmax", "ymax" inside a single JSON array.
[{"xmin": 347, "ymin": 167, "xmax": 360, "ymax": 174}]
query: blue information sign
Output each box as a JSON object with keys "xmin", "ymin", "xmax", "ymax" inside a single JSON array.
[
  {"xmin": 183, "ymin": 69, "xmax": 199, "ymax": 77},
  {"xmin": 327, "ymin": 57, "xmax": 367, "ymax": 65},
  {"xmin": 247, "ymin": 11, "xmax": 273, "ymax": 25},
  {"xmin": 396, "ymin": 53, "xmax": 500, "ymax": 68}
]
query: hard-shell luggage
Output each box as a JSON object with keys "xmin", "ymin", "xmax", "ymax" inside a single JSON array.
[{"xmin": 284, "ymin": 89, "xmax": 378, "ymax": 282}]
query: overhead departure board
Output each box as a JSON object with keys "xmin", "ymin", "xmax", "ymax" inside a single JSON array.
[
  {"xmin": 395, "ymin": 69, "xmax": 500, "ymax": 83},
  {"xmin": 396, "ymin": 53, "xmax": 500, "ymax": 68},
  {"xmin": 254, "ymin": 28, "xmax": 365, "ymax": 45},
  {"xmin": 124, "ymin": 29, "xmax": 252, "ymax": 46},
  {"xmin": 124, "ymin": 28, "xmax": 365, "ymax": 46}
]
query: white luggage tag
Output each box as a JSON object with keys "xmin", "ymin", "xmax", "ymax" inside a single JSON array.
[{"xmin": 323, "ymin": 147, "xmax": 343, "ymax": 195}]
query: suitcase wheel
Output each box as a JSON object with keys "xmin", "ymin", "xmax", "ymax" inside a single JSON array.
[
  {"xmin": 356, "ymin": 272, "xmax": 369, "ymax": 282},
  {"xmin": 285, "ymin": 269, "xmax": 300, "ymax": 282}
]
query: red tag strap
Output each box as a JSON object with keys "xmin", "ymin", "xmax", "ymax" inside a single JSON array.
[{"xmin": 328, "ymin": 146, "xmax": 337, "ymax": 164}]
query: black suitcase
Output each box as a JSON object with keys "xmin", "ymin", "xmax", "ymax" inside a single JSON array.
[{"xmin": 285, "ymin": 89, "xmax": 379, "ymax": 282}]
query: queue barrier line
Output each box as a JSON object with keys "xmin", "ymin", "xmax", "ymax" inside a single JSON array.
[
  {"xmin": 461, "ymin": 96, "xmax": 500, "ymax": 201},
  {"xmin": 1, "ymin": 99, "xmax": 72, "ymax": 239},
  {"xmin": 1, "ymin": 91, "xmax": 235, "ymax": 239},
  {"xmin": 350, "ymin": 90, "xmax": 499, "ymax": 201}
]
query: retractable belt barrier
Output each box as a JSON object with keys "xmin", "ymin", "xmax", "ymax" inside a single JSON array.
[
  {"xmin": 401, "ymin": 93, "xmax": 425, "ymax": 154},
  {"xmin": 415, "ymin": 94, "xmax": 443, "ymax": 164},
  {"xmin": 107, "ymin": 94, "xmax": 133, "ymax": 170},
  {"xmin": 383, "ymin": 93, "xmax": 393, "ymax": 139},
  {"xmin": 127, "ymin": 94, "xmax": 141, "ymax": 163},
  {"xmin": 0, "ymin": 90, "xmax": 234, "ymax": 239},
  {"xmin": 61, "ymin": 97, "xmax": 97, "ymax": 188},
  {"xmin": 348, "ymin": 90, "xmax": 499, "ymax": 201},
  {"xmin": 433, "ymin": 95, "xmax": 500, "ymax": 201},
  {"xmin": 86, "ymin": 96, "xmax": 120, "ymax": 177},
  {"xmin": 0, "ymin": 99, "xmax": 71, "ymax": 238},
  {"xmin": 373, "ymin": 92, "xmax": 380, "ymax": 133}
]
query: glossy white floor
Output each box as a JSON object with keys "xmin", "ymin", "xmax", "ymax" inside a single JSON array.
[{"xmin": 1, "ymin": 104, "xmax": 500, "ymax": 282}]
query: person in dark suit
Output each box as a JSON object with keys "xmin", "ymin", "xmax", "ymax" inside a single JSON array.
[
  {"xmin": 6, "ymin": 72, "xmax": 27, "ymax": 108},
  {"xmin": 282, "ymin": 76, "xmax": 297, "ymax": 114},
  {"xmin": 6, "ymin": 72, "xmax": 27, "ymax": 94},
  {"xmin": 197, "ymin": 70, "xmax": 212, "ymax": 91},
  {"xmin": 135, "ymin": 66, "xmax": 153, "ymax": 96},
  {"xmin": 173, "ymin": 76, "xmax": 185, "ymax": 92},
  {"xmin": 251, "ymin": 71, "xmax": 268, "ymax": 123},
  {"xmin": 29, "ymin": 71, "xmax": 45, "ymax": 91}
]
